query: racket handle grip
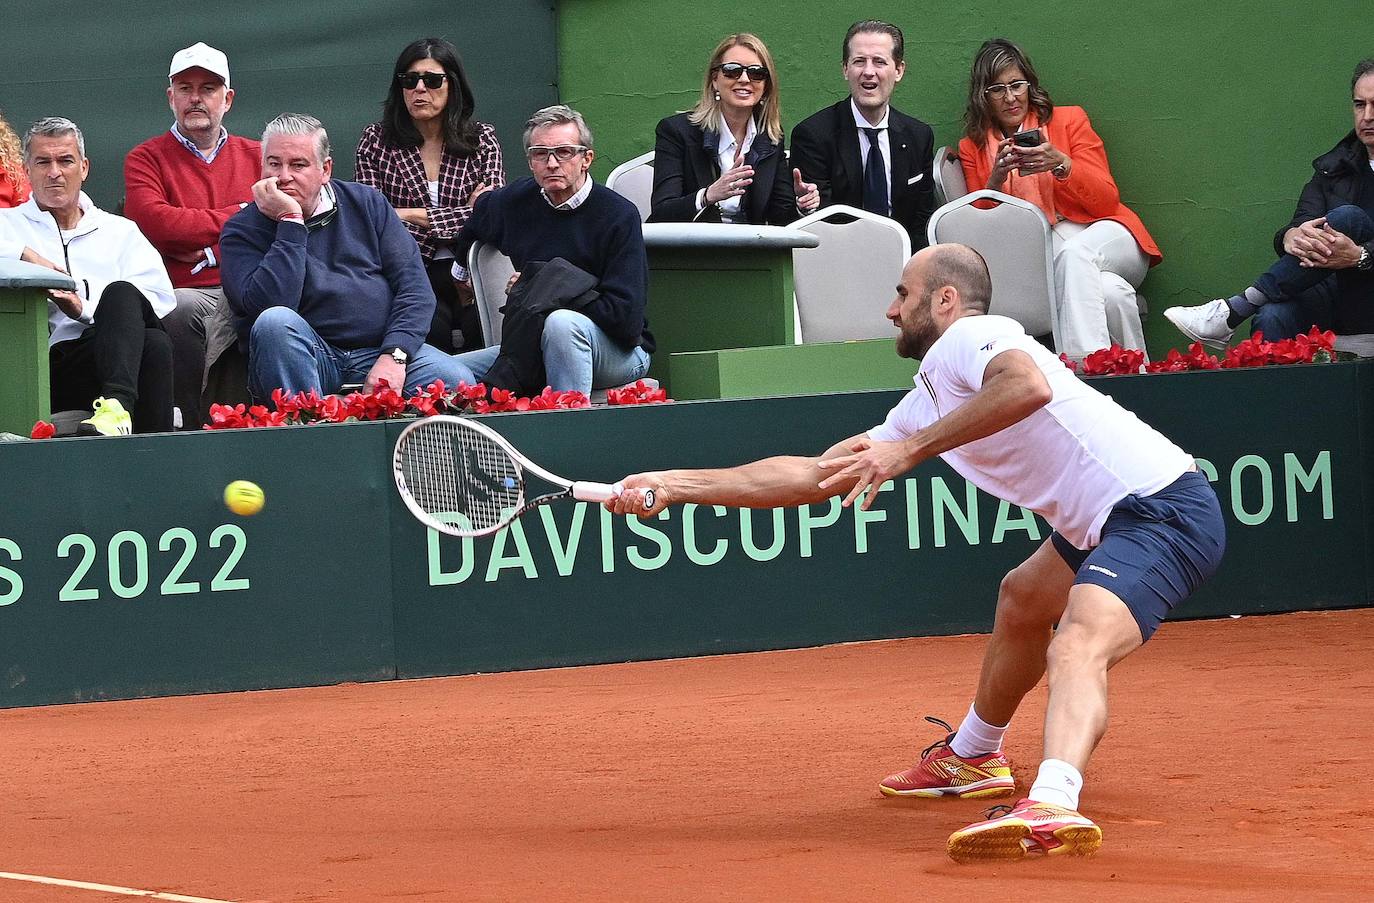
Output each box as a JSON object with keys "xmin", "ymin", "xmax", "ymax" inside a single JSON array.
[
  {"xmin": 573, "ymin": 482, "xmax": 657, "ymax": 511},
  {"xmin": 572, "ymin": 481, "xmax": 620, "ymax": 503}
]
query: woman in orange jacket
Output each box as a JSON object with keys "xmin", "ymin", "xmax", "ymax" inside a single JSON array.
[{"xmin": 958, "ymin": 38, "xmax": 1160, "ymax": 360}]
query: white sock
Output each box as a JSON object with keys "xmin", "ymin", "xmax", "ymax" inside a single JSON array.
[
  {"xmin": 1029, "ymin": 758, "xmax": 1083, "ymax": 810},
  {"xmin": 949, "ymin": 704, "xmax": 1008, "ymax": 759}
]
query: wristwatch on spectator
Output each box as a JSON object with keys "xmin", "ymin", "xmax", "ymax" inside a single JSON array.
[
  {"xmin": 389, "ymin": 347, "xmax": 409, "ymax": 366},
  {"xmin": 1052, "ymin": 158, "xmax": 1071, "ymax": 180},
  {"xmin": 1358, "ymin": 243, "xmax": 1373, "ymax": 271}
]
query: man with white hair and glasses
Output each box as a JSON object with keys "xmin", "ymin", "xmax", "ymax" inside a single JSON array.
[{"xmin": 446, "ymin": 105, "xmax": 654, "ymax": 396}]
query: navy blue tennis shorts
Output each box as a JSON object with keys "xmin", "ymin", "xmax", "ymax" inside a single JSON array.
[{"xmin": 1050, "ymin": 470, "xmax": 1226, "ymax": 642}]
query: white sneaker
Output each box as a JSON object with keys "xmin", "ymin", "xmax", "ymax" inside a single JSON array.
[{"xmin": 1163, "ymin": 299, "xmax": 1235, "ymax": 349}]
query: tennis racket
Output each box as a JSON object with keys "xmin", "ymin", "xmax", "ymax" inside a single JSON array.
[{"xmin": 392, "ymin": 415, "xmax": 654, "ymax": 537}]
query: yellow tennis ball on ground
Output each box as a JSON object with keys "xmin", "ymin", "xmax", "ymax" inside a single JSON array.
[{"xmin": 224, "ymin": 480, "xmax": 265, "ymax": 516}]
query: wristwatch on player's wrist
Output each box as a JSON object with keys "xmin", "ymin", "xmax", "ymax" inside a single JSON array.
[
  {"xmin": 1357, "ymin": 244, "xmax": 1373, "ymax": 271},
  {"xmin": 389, "ymin": 347, "xmax": 409, "ymax": 366}
]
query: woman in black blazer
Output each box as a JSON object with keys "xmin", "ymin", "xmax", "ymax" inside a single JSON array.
[{"xmin": 649, "ymin": 33, "xmax": 819, "ymax": 225}]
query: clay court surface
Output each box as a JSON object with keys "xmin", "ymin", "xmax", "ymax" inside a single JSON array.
[{"xmin": 0, "ymin": 608, "xmax": 1370, "ymax": 902}]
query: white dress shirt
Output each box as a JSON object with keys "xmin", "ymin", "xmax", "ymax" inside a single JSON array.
[{"xmin": 695, "ymin": 113, "xmax": 758, "ymax": 223}]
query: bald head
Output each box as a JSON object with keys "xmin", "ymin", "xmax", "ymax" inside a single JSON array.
[{"xmin": 918, "ymin": 244, "xmax": 992, "ymax": 313}]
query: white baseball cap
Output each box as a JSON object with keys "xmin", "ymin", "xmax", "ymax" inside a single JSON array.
[{"xmin": 169, "ymin": 42, "xmax": 231, "ymax": 87}]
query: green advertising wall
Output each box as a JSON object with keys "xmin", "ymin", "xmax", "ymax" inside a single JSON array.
[
  {"xmin": 557, "ymin": 1, "xmax": 1374, "ymax": 357},
  {"xmin": 0, "ymin": 1, "xmax": 558, "ymax": 208},
  {"xmin": 1, "ymin": 362, "xmax": 1371, "ymax": 707}
]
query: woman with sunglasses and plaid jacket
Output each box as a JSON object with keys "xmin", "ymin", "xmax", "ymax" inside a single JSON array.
[
  {"xmin": 649, "ymin": 33, "xmax": 819, "ymax": 225},
  {"xmin": 355, "ymin": 37, "xmax": 505, "ymax": 353}
]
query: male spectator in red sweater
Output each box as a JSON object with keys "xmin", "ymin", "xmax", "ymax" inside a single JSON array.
[{"xmin": 125, "ymin": 42, "xmax": 260, "ymax": 426}]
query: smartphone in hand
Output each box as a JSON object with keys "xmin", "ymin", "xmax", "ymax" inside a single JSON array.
[{"xmin": 1012, "ymin": 128, "xmax": 1043, "ymax": 148}]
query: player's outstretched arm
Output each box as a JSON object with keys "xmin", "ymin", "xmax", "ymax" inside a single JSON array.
[
  {"xmin": 818, "ymin": 349, "xmax": 1052, "ymax": 509},
  {"xmin": 605, "ymin": 434, "xmax": 870, "ymax": 517}
]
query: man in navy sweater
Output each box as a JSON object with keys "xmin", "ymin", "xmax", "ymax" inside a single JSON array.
[
  {"xmin": 449, "ymin": 105, "xmax": 654, "ymax": 395},
  {"xmin": 221, "ymin": 113, "xmax": 467, "ymax": 399}
]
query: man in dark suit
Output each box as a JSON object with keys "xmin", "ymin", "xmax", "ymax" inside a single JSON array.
[{"xmin": 790, "ymin": 20, "xmax": 936, "ymax": 248}]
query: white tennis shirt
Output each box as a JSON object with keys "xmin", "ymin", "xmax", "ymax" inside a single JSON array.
[{"xmin": 869, "ymin": 315, "xmax": 1194, "ymax": 549}]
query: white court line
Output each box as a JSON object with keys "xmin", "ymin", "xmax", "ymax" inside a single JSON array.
[{"xmin": 0, "ymin": 870, "xmax": 241, "ymax": 902}]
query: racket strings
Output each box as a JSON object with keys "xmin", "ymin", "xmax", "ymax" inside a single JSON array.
[{"xmin": 399, "ymin": 421, "xmax": 522, "ymax": 532}]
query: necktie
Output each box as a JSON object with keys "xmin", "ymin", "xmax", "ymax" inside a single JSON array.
[{"xmin": 861, "ymin": 127, "xmax": 889, "ymax": 217}]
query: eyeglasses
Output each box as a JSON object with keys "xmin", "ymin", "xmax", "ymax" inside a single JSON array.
[
  {"xmin": 984, "ymin": 80, "xmax": 1030, "ymax": 100},
  {"xmin": 713, "ymin": 62, "xmax": 770, "ymax": 83},
  {"xmin": 526, "ymin": 144, "xmax": 589, "ymax": 163},
  {"xmin": 398, "ymin": 71, "xmax": 447, "ymax": 90}
]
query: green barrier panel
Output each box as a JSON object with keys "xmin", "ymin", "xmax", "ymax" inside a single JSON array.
[
  {"xmin": 0, "ymin": 425, "xmax": 397, "ymax": 707},
  {"xmin": 645, "ymin": 245, "xmax": 797, "ymax": 390},
  {"xmin": 389, "ymin": 364, "xmax": 1370, "ymax": 679},
  {"xmin": 1, "ymin": 362, "xmax": 1370, "ymax": 707},
  {"xmin": 668, "ymin": 339, "xmax": 920, "ymax": 400}
]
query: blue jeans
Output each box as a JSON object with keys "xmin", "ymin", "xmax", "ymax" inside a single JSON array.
[
  {"xmin": 247, "ymin": 306, "xmax": 470, "ymax": 399},
  {"xmin": 1251, "ymin": 204, "xmax": 1374, "ymax": 337},
  {"xmin": 1251, "ymin": 279, "xmax": 1336, "ymax": 341},
  {"xmin": 447, "ymin": 309, "xmax": 651, "ymax": 395}
]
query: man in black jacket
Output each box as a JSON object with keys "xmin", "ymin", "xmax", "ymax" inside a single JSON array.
[
  {"xmin": 789, "ymin": 20, "xmax": 935, "ymax": 247},
  {"xmin": 1165, "ymin": 59, "xmax": 1374, "ymax": 345}
]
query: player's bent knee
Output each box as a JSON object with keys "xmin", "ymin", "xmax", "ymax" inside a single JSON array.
[
  {"xmin": 1045, "ymin": 623, "xmax": 1108, "ymax": 676},
  {"xmin": 994, "ymin": 567, "xmax": 1062, "ymax": 630}
]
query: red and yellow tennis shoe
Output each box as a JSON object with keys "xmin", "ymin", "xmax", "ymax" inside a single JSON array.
[
  {"xmin": 877, "ymin": 716, "xmax": 1016, "ymax": 799},
  {"xmin": 946, "ymin": 798, "xmax": 1102, "ymax": 863}
]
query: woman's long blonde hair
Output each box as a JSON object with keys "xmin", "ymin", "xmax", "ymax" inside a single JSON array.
[
  {"xmin": 688, "ymin": 33, "xmax": 783, "ymax": 143},
  {"xmin": 0, "ymin": 110, "xmax": 28, "ymax": 198}
]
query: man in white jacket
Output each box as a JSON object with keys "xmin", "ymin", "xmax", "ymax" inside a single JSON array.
[{"xmin": 0, "ymin": 117, "xmax": 175, "ymax": 435}]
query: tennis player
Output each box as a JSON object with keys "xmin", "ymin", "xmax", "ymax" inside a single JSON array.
[{"xmin": 605, "ymin": 242, "xmax": 1226, "ymax": 861}]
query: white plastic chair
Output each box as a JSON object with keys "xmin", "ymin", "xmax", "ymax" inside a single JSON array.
[
  {"xmin": 927, "ymin": 190, "xmax": 1060, "ymax": 348},
  {"xmin": 931, "ymin": 145, "xmax": 969, "ymax": 208},
  {"xmin": 605, "ymin": 151, "xmax": 655, "ymax": 222},
  {"xmin": 467, "ymin": 240, "xmax": 516, "ymax": 345},
  {"xmin": 791, "ymin": 204, "xmax": 912, "ymax": 344}
]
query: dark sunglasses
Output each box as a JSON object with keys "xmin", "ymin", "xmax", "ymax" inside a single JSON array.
[
  {"xmin": 713, "ymin": 62, "xmax": 769, "ymax": 82},
  {"xmin": 397, "ymin": 71, "xmax": 447, "ymax": 90}
]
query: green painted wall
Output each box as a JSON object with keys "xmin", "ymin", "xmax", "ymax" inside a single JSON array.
[
  {"xmin": 558, "ymin": 1, "xmax": 1373, "ymax": 356},
  {"xmin": 0, "ymin": 1, "xmax": 557, "ymax": 208}
]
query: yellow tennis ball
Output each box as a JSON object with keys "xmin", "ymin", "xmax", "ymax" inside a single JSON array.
[{"xmin": 224, "ymin": 480, "xmax": 265, "ymax": 516}]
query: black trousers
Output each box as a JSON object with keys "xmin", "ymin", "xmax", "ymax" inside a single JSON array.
[
  {"xmin": 424, "ymin": 257, "xmax": 484, "ymax": 353},
  {"xmin": 49, "ymin": 281, "xmax": 174, "ymax": 433}
]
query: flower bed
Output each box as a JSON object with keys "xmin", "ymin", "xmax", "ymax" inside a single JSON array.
[
  {"xmin": 29, "ymin": 379, "xmax": 670, "ymax": 437},
  {"xmin": 1060, "ymin": 328, "xmax": 1338, "ymax": 376}
]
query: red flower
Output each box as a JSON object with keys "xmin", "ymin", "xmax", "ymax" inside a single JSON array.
[
  {"xmin": 407, "ymin": 380, "xmax": 452, "ymax": 416},
  {"xmin": 1081, "ymin": 345, "xmax": 1145, "ymax": 376},
  {"xmin": 30, "ymin": 420, "xmax": 55, "ymax": 439},
  {"xmin": 1185, "ymin": 342, "xmax": 1220, "ymax": 370},
  {"xmin": 206, "ymin": 402, "xmax": 254, "ymax": 429},
  {"xmin": 1220, "ymin": 333, "xmax": 1272, "ymax": 368},
  {"xmin": 457, "ymin": 381, "xmax": 488, "ymax": 402},
  {"xmin": 1058, "ymin": 353, "xmax": 1079, "ymax": 373},
  {"xmin": 1145, "ymin": 349, "xmax": 1191, "ymax": 373},
  {"xmin": 317, "ymin": 394, "xmax": 348, "ymax": 422},
  {"xmin": 606, "ymin": 379, "xmax": 670, "ymax": 405}
]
